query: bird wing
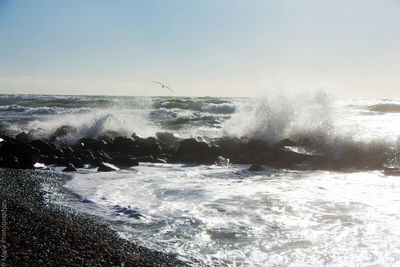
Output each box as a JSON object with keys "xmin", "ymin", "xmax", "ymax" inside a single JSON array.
[
  {"xmin": 165, "ymin": 86, "xmax": 174, "ymax": 93},
  {"xmin": 152, "ymin": 81, "xmax": 164, "ymax": 86}
]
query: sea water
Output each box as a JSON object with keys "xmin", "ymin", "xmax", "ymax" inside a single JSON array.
[{"xmin": 1, "ymin": 93, "xmax": 400, "ymax": 266}]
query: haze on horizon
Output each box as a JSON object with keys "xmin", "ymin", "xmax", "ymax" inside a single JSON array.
[{"xmin": 0, "ymin": 0, "xmax": 399, "ymax": 98}]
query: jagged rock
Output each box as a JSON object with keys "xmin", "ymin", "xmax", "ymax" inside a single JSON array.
[
  {"xmin": 248, "ymin": 164, "xmax": 265, "ymax": 172},
  {"xmin": 50, "ymin": 125, "xmax": 77, "ymax": 141},
  {"xmin": 97, "ymin": 162, "xmax": 119, "ymax": 172},
  {"xmin": 155, "ymin": 132, "xmax": 182, "ymax": 147},
  {"xmin": 252, "ymin": 152, "xmax": 274, "ymax": 164},
  {"xmin": 134, "ymin": 136, "xmax": 163, "ymax": 156},
  {"xmin": 211, "ymin": 137, "xmax": 241, "ymax": 159},
  {"xmin": 112, "ymin": 155, "xmax": 139, "ymax": 166},
  {"xmin": 97, "ymin": 130, "xmax": 122, "ymax": 140},
  {"xmin": 270, "ymin": 147, "xmax": 324, "ymax": 169},
  {"xmin": 77, "ymin": 138, "xmax": 108, "ymax": 151},
  {"xmin": 62, "ymin": 163, "xmax": 78, "ymax": 172},
  {"xmin": 65, "ymin": 156, "xmax": 85, "ymax": 168},
  {"xmin": 0, "ymin": 138, "xmax": 39, "ymax": 168},
  {"xmin": 0, "ymin": 155, "xmax": 21, "ymax": 168},
  {"xmin": 271, "ymin": 138, "xmax": 296, "ymax": 150},
  {"xmin": 107, "ymin": 136, "xmax": 138, "ymax": 154},
  {"xmin": 30, "ymin": 140, "xmax": 54, "ymax": 155},
  {"xmin": 136, "ymin": 155, "xmax": 154, "ymax": 163},
  {"xmin": 16, "ymin": 131, "xmax": 33, "ymax": 141},
  {"xmin": 238, "ymin": 139, "xmax": 270, "ymax": 155},
  {"xmin": 172, "ymin": 138, "xmax": 221, "ymax": 164}
]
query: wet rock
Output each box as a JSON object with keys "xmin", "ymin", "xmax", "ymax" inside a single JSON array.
[
  {"xmin": 97, "ymin": 162, "xmax": 119, "ymax": 172},
  {"xmin": 107, "ymin": 136, "xmax": 138, "ymax": 154},
  {"xmin": 30, "ymin": 140, "xmax": 54, "ymax": 155},
  {"xmin": 0, "ymin": 155, "xmax": 21, "ymax": 168},
  {"xmin": 97, "ymin": 130, "xmax": 122, "ymax": 140},
  {"xmin": 62, "ymin": 163, "xmax": 78, "ymax": 172},
  {"xmin": 155, "ymin": 132, "xmax": 182, "ymax": 147},
  {"xmin": 211, "ymin": 137, "xmax": 241, "ymax": 159},
  {"xmin": 65, "ymin": 156, "xmax": 84, "ymax": 168},
  {"xmin": 111, "ymin": 155, "xmax": 139, "ymax": 166},
  {"xmin": 50, "ymin": 125, "xmax": 77, "ymax": 141},
  {"xmin": 77, "ymin": 138, "xmax": 108, "ymax": 151},
  {"xmin": 0, "ymin": 138, "xmax": 39, "ymax": 168},
  {"xmin": 271, "ymin": 138, "xmax": 296, "ymax": 151},
  {"xmin": 134, "ymin": 136, "xmax": 163, "ymax": 156},
  {"xmin": 172, "ymin": 138, "xmax": 221, "ymax": 164},
  {"xmin": 238, "ymin": 139, "xmax": 270, "ymax": 155},
  {"xmin": 251, "ymin": 152, "xmax": 274, "ymax": 164},
  {"xmin": 248, "ymin": 164, "xmax": 265, "ymax": 172},
  {"xmin": 271, "ymin": 147, "xmax": 323, "ymax": 169},
  {"xmin": 136, "ymin": 155, "xmax": 154, "ymax": 163},
  {"xmin": 39, "ymin": 155, "xmax": 59, "ymax": 165},
  {"xmin": 16, "ymin": 131, "xmax": 33, "ymax": 141}
]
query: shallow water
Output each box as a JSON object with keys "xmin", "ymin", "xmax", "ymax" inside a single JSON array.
[{"xmin": 62, "ymin": 164, "xmax": 400, "ymax": 266}]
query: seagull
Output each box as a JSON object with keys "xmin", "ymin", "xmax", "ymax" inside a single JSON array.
[{"xmin": 152, "ymin": 81, "xmax": 174, "ymax": 93}]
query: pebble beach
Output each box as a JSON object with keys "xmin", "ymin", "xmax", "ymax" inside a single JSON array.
[{"xmin": 0, "ymin": 168, "xmax": 186, "ymax": 266}]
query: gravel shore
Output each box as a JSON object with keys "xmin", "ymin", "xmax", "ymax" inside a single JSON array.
[{"xmin": 0, "ymin": 168, "xmax": 186, "ymax": 266}]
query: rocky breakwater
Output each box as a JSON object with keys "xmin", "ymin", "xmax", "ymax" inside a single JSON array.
[{"xmin": 0, "ymin": 125, "xmax": 396, "ymax": 172}]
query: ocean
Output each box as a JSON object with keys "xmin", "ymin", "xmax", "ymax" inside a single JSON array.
[{"xmin": 1, "ymin": 93, "xmax": 400, "ymax": 266}]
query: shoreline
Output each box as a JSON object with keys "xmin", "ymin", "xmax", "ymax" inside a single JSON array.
[{"xmin": 0, "ymin": 168, "xmax": 186, "ymax": 266}]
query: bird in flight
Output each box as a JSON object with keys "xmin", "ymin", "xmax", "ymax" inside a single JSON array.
[{"xmin": 152, "ymin": 81, "xmax": 174, "ymax": 93}]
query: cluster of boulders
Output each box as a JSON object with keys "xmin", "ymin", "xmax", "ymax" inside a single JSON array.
[{"xmin": 0, "ymin": 125, "xmax": 394, "ymax": 172}]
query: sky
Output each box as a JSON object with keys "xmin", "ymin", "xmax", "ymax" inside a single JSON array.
[{"xmin": 0, "ymin": 0, "xmax": 399, "ymax": 97}]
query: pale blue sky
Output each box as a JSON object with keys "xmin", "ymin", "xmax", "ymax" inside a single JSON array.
[{"xmin": 0, "ymin": 0, "xmax": 399, "ymax": 97}]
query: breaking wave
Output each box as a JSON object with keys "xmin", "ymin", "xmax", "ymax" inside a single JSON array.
[
  {"xmin": 201, "ymin": 103, "xmax": 236, "ymax": 114},
  {"xmin": 223, "ymin": 90, "xmax": 335, "ymax": 144}
]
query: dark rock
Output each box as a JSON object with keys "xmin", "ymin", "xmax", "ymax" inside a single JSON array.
[
  {"xmin": 0, "ymin": 138, "xmax": 39, "ymax": 168},
  {"xmin": 16, "ymin": 131, "xmax": 33, "ymax": 141},
  {"xmin": 62, "ymin": 163, "xmax": 78, "ymax": 172},
  {"xmin": 107, "ymin": 137, "xmax": 138, "ymax": 154},
  {"xmin": 77, "ymin": 138, "xmax": 108, "ymax": 151},
  {"xmin": 97, "ymin": 162, "xmax": 119, "ymax": 172},
  {"xmin": 248, "ymin": 164, "xmax": 265, "ymax": 172},
  {"xmin": 112, "ymin": 155, "xmax": 139, "ymax": 166},
  {"xmin": 271, "ymin": 138, "xmax": 297, "ymax": 151},
  {"xmin": 252, "ymin": 152, "xmax": 274, "ymax": 164},
  {"xmin": 65, "ymin": 156, "xmax": 84, "ymax": 168},
  {"xmin": 0, "ymin": 155, "xmax": 21, "ymax": 168},
  {"xmin": 155, "ymin": 132, "xmax": 182, "ymax": 147},
  {"xmin": 270, "ymin": 147, "xmax": 324, "ymax": 169},
  {"xmin": 153, "ymin": 158, "xmax": 167, "ymax": 163},
  {"xmin": 134, "ymin": 136, "xmax": 163, "ymax": 156},
  {"xmin": 136, "ymin": 155, "xmax": 154, "ymax": 163},
  {"xmin": 50, "ymin": 125, "xmax": 77, "ymax": 140},
  {"xmin": 30, "ymin": 140, "xmax": 54, "ymax": 155},
  {"xmin": 97, "ymin": 130, "xmax": 122, "ymax": 140},
  {"xmin": 172, "ymin": 138, "xmax": 221, "ymax": 164},
  {"xmin": 39, "ymin": 155, "xmax": 59, "ymax": 165},
  {"xmin": 238, "ymin": 139, "xmax": 270, "ymax": 155},
  {"xmin": 211, "ymin": 137, "xmax": 241, "ymax": 159}
]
